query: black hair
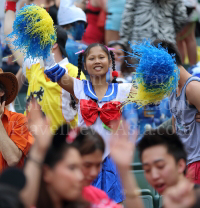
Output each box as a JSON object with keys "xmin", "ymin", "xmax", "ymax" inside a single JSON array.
[
  {"xmin": 138, "ymin": 129, "xmax": 187, "ymax": 166},
  {"xmin": 77, "ymin": 43, "xmax": 117, "ymax": 83},
  {"xmin": 70, "ymin": 95, "xmax": 77, "ymax": 110},
  {"xmin": 108, "ymin": 41, "xmax": 136, "ymax": 77},
  {"xmin": 0, "ymin": 184, "xmax": 24, "ymax": 208},
  {"xmin": 152, "ymin": 39, "xmax": 182, "ymax": 66},
  {"xmin": 72, "ymin": 128, "xmax": 105, "ymax": 156}
]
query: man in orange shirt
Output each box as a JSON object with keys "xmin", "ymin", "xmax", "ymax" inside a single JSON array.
[{"xmin": 0, "ymin": 68, "xmax": 32, "ymax": 172}]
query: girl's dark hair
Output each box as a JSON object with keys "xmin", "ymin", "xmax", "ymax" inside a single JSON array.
[
  {"xmin": 77, "ymin": 43, "xmax": 117, "ymax": 83},
  {"xmin": 70, "ymin": 95, "xmax": 77, "ymax": 110},
  {"xmin": 108, "ymin": 41, "xmax": 136, "ymax": 77},
  {"xmin": 37, "ymin": 124, "xmax": 89, "ymax": 208},
  {"xmin": 72, "ymin": 128, "xmax": 105, "ymax": 156}
]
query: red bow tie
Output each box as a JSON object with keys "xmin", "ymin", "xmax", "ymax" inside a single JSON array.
[{"xmin": 80, "ymin": 99, "xmax": 121, "ymax": 128}]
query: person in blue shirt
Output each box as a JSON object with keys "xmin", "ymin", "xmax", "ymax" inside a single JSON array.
[{"xmin": 57, "ymin": 0, "xmax": 88, "ymax": 68}]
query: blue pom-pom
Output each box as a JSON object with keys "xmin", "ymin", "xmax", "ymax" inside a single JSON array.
[
  {"xmin": 129, "ymin": 39, "xmax": 179, "ymax": 93},
  {"xmin": 124, "ymin": 39, "xmax": 180, "ymax": 108}
]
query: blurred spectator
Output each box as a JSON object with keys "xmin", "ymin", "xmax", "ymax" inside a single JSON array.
[
  {"xmin": 105, "ymin": 0, "xmax": 126, "ymax": 45},
  {"xmin": 0, "ymin": 69, "xmax": 32, "ymax": 173},
  {"xmin": 20, "ymin": 0, "xmax": 59, "ymax": 24},
  {"xmin": 120, "ymin": 0, "xmax": 187, "ymax": 47},
  {"xmin": 2, "ymin": 45, "xmax": 20, "ymax": 75},
  {"xmin": 82, "ymin": 0, "xmax": 106, "ymax": 44},
  {"xmin": 188, "ymin": 61, "xmax": 200, "ymax": 77},
  {"xmin": 177, "ymin": 0, "xmax": 198, "ymax": 66},
  {"xmin": 138, "ymin": 129, "xmax": 189, "ymax": 196},
  {"xmin": 23, "ymin": 101, "xmax": 143, "ymax": 208},
  {"xmin": 107, "ymin": 40, "xmax": 135, "ymax": 82},
  {"xmin": 35, "ymin": 126, "xmax": 86, "ymax": 208},
  {"xmin": 21, "ymin": 26, "xmax": 86, "ymax": 131},
  {"xmin": 0, "ymin": 168, "xmax": 26, "ymax": 208},
  {"xmin": 58, "ymin": 0, "xmax": 88, "ymax": 67},
  {"xmin": 153, "ymin": 39, "xmax": 200, "ymax": 184},
  {"xmin": 4, "ymin": 2, "xmax": 86, "ymax": 132}
]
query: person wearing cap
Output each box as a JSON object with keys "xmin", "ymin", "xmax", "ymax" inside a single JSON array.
[
  {"xmin": 4, "ymin": 2, "xmax": 86, "ymax": 132},
  {"xmin": 0, "ymin": 69, "xmax": 32, "ymax": 173},
  {"xmin": 57, "ymin": 0, "xmax": 88, "ymax": 67}
]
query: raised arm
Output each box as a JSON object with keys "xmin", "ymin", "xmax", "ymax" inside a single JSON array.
[
  {"xmin": 4, "ymin": 1, "xmax": 24, "ymax": 68},
  {"xmin": 4, "ymin": 1, "xmax": 26, "ymax": 91},
  {"xmin": 43, "ymin": 53, "xmax": 76, "ymax": 97},
  {"xmin": 58, "ymin": 74, "xmax": 75, "ymax": 97},
  {"xmin": 20, "ymin": 100, "xmax": 52, "ymax": 208},
  {"xmin": 110, "ymin": 121, "xmax": 144, "ymax": 208}
]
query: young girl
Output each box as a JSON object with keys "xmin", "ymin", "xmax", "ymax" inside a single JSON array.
[{"xmin": 44, "ymin": 43, "xmax": 133, "ymax": 202}]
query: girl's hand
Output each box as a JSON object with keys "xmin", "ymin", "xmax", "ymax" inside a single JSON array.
[
  {"xmin": 28, "ymin": 99, "xmax": 52, "ymax": 154},
  {"xmin": 110, "ymin": 120, "xmax": 137, "ymax": 170}
]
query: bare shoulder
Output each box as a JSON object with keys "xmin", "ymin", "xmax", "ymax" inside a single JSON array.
[
  {"xmin": 186, "ymin": 80, "xmax": 200, "ymax": 94},
  {"xmin": 186, "ymin": 80, "xmax": 200, "ymax": 107}
]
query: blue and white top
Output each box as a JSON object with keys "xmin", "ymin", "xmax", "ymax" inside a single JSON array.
[{"xmin": 73, "ymin": 78, "xmax": 132, "ymax": 159}]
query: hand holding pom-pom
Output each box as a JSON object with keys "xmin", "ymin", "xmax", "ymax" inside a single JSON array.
[{"xmin": 44, "ymin": 53, "xmax": 57, "ymax": 70}]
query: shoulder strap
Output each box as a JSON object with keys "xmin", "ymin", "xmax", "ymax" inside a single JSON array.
[{"xmin": 182, "ymin": 76, "xmax": 200, "ymax": 99}]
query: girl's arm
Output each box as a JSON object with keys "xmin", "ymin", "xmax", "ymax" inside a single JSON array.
[
  {"xmin": 58, "ymin": 74, "xmax": 75, "ymax": 97},
  {"xmin": 44, "ymin": 54, "xmax": 76, "ymax": 98}
]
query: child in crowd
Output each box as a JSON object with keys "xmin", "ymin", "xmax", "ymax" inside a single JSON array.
[{"xmin": 44, "ymin": 43, "xmax": 133, "ymax": 202}]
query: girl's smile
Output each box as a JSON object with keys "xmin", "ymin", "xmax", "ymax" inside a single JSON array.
[{"xmin": 84, "ymin": 46, "xmax": 111, "ymax": 76}]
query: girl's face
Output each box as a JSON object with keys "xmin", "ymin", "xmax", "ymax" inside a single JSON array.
[
  {"xmin": 84, "ymin": 46, "xmax": 111, "ymax": 77},
  {"xmin": 111, "ymin": 45, "xmax": 125, "ymax": 64},
  {"xmin": 81, "ymin": 150, "xmax": 103, "ymax": 186},
  {"xmin": 44, "ymin": 148, "xmax": 83, "ymax": 201}
]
